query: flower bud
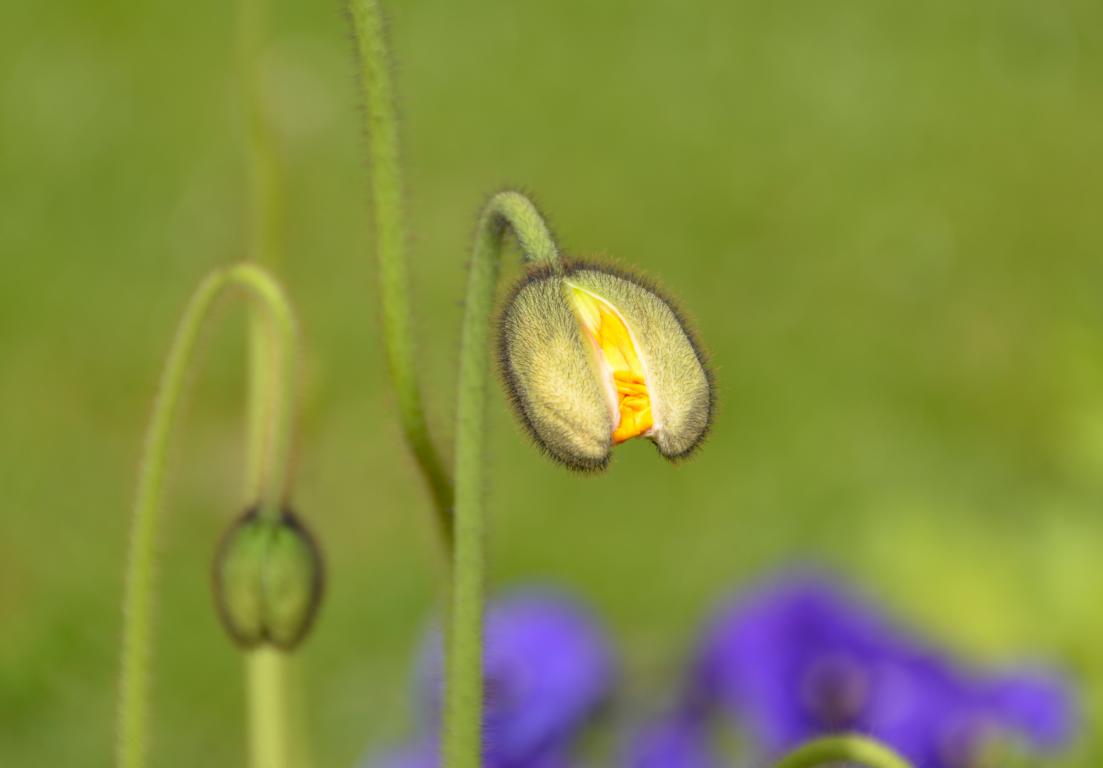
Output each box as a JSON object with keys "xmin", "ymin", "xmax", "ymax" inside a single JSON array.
[
  {"xmin": 212, "ymin": 506, "xmax": 324, "ymax": 651},
  {"xmin": 499, "ymin": 263, "xmax": 712, "ymax": 470}
]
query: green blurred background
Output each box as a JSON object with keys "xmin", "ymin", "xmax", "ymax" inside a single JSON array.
[{"xmin": 2, "ymin": 0, "xmax": 1102, "ymax": 764}]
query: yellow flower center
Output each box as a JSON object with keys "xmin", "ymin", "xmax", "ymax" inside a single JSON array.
[{"xmin": 569, "ymin": 284, "xmax": 654, "ymax": 443}]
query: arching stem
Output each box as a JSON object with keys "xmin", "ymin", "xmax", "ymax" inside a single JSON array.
[
  {"xmin": 117, "ymin": 263, "xmax": 298, "ymax": 768},
  {"xmin": 348, "ymin": 0, "xmax": 455, "ymax": 547},
  {"xmin": 772, "ymin": 734, "xmax": 915, "ymax": 768},
  {"xmin": 445, "ymin": 191, "xmax": 560, "ymax": 768}
]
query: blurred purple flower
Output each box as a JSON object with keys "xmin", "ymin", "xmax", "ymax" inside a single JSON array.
[
  {"xmin": 628, "ymin": 572, "xmax": 1075, "ymax": 768},
  {"xmin": 370, "ymin": 589, "xmax": 615, "ymax": 768},
  {"xmin": 907, "ymin": 663, "xmax": 1074, "ymax": 767},
  {"xmin": 623, "ymin": 712, "xmax": 720, "ymax": 768},
  {"xmin": 373, "ymin": 740, "xmax": 569, "ymax": 768},
  {"xmin": 692, "ymin": 572, "xmax": 937, "ymax": 756}
]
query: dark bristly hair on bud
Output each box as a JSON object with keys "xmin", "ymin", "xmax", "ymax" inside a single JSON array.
[
  {"xmin": 212, "ymin": 505, "xmax": 325, "ymax": 651},
  {"xmin": 498, "ymin": 260, "xmax": 714, "ymax": 471}
]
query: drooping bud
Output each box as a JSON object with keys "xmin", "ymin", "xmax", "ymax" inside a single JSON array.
[
  {"xmin": 499, "ymin": 263, "xmax": 713, "ymax": 470},
  {"xmin": 212, "ymin": 506, "xmax": 324, "ymax": 651}
]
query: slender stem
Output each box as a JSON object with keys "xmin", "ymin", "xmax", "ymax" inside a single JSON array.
[
  {"xmin": 237, "ymin": 0, "xmax": 286, "ymax": 516},
  {"xmin": 238, "ymin": 0, "xmax": 280, "ymax": 499},
  {"xmin": 246, "ymin": 650, "xmax": 291, "ymax": 768},
  {"xmin": 445, "ymin": 191, "xmax": 561, "ymax": 768},
  {"xmin": 773, "ymin": 734, "xmax": 915, "ymax": 768},
  {"xmin": 348, "ymin": 6, "xmax": 560, "ymax": 762},
  {"xmin": 235, "ymin": 2, "xmax": 308, "ymax": 764},
  {"xmin": 348, "ymin": 0, "xmax": 455, "ymax": 545},
  {"xmin": 240, "ymin": 268, "xmax": 299, "ymax": 519},
  {"xmin": 241, "ymin": 266, "xmax": 299, "ymax": 768},
  {"xmin": 117, "ymin": 263, "xmax": 298, "ymax": 768},
  {"xmin": 237, "ymin": 0, "xmax": 284, "ymax": 272}
]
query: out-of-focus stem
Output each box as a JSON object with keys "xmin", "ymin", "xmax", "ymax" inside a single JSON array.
[
  {"xmin": 117, "ymin": 263, "xmax": 298, "ymax": 768},
  {"xmin": 237, "ymin": 0, "xmax": 284, "ymax": 272},
  {"xmin": 236, "ymin": 0, "xmax": 311, "ymax": 764},
  {"xmin": 348, "ymin": 0, "xmax": 455, "ymax": 547},
  {"xmin": 246, "ymin": 649, "xmax": 293, "ymax": 768}
]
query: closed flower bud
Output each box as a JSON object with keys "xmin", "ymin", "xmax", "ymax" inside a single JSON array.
[
  {"xmin": 499, "ymin": 263, "xmax": 713, "ymax": 470},
  {"xmin": 212, "ymin": 506, "xmax": 324, "ymax": 651}
]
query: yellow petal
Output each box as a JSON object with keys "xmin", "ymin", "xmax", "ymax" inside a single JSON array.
[
  {"xmin": 568, "ymin": 268, "xmax": 712, "ymax": 460},
  {"xmin": 568, "ymin": 284, "xmax": 654, "ymax": 444}
]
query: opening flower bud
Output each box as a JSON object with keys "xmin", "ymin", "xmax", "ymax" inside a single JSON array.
[
  {"xmin": 499, "ymin": 263, "xmax": 713, "ymax": 470},
  {"xmin": 212, "ymin": 506, "xmax": 324, "ymax": 651}
]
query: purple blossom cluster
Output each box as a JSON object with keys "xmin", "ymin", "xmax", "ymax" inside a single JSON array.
[
  {"xmin": 371, "ymin": 589, "xmax": 615, "ymax": 768},
  {"xmin": 630, "ymin": 573, "xmax": 1075, "ymax": 768},
  {"xmin": 369, "ymin": 574, "xmax": 1075, "ymax": 768}
]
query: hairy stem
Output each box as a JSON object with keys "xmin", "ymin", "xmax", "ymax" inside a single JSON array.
[
  {"xmin": 348, "ymin": 0, "xmax": 455, "ymax": 546},
  {"xmin": 117, "ymin": 263, "xmax": 298, "ymax": 768},
  {"xmin": 445, "ymin": 191, "xmax": 560, "ymax": 768},
  {"xmin": 773, "ymin": 734, "xmax": 915, "ymax": 768}
]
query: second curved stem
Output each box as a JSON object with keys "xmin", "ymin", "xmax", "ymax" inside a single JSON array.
[{"xmin": 445, "ymin": 192, "xmax": 560, "ymax": 768}]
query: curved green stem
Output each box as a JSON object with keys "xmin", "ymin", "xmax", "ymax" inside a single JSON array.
[
  {"xmin": 117, "ymin": 263, "xmax": 298, "ymax": 768},
  {"xmin": 773, "ymin": 734, "xmax": 915, "ymax": 768},
  {"xmin": 445, "ymin": 191, "xmax": 561, "ymax": 768},
  {"xmin": 348, "ymin": 0, "xmax": 455, "ymax": 546}
]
